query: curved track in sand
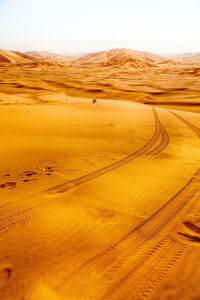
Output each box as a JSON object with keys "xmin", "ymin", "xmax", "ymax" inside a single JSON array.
[
  {"xmin": 0, "ymin": 108, "xmax": 169, "ymax": 233},
  {"xmin": 97, "ymin": 111, "xmax": 200, "ymax": 300},
  {"xmin": 69, "ymin": 167, "xmax": 200, "ymax": 276},
  {"xmin": 1, "ymin": 106, "xmax": 200, "ymax": 299},
  {"xmin": 146, "ymin": 123, "xmax": 169, "ymax": 156},
  {"xmin": 65, "ymin": 110, "xmax": 200, "ymax": 300},
  {"xmin": 44, "ymin": 108, "xmax": 169, "ymax": 195},
  {"xmin": 101, "ymin": 173, "xmax": 200, "ymax": 299},
  {"xmin": 43, "ymin": 108, "xmax": 161, "ymax": 194},
  {"xmin": 167, "ymin": 109, "xmax": 200, "ymax": 137}
]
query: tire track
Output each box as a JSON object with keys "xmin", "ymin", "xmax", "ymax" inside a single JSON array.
[
  {"xmin": 98, "ymin": 110, "xmax": 200, "ymax": 299},
  {"xmin": 69, "ymin": 168, "xmax": 200, "ymax": 280},
  {"xmin": 167, "ymin": 109, "xmax": 200, "ymax": 138},
  {"xmin": 146, "ymin": 123, "xmax": 169, "ymax": 156},
  {"xmin": 102, "ymin": 186, "xmax": 200, "ymax": 300},
  {"xmin": 42, "ymin": 108, "xmax": 162, "ymax": 195},
  {"xmin": 0, "ymin": 108, "xmax": 163, "ymax": 232},
  {"xmin": 102, "ymin": 236, "xmax": 187, "ymax": 300},
  {"xmin": 101, "ymin": 198, "xmax": 194, "ymax": 299}
]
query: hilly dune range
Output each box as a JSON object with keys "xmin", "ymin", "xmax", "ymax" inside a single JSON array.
[
  {"xmin": 0, "ymin": 48, "xmax": 200, "ymax": 300},
  {"xmin": 0, "ymin": 48, "xmax": 200, "ymax": 112}
]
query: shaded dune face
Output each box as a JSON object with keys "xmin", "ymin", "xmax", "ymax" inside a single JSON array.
[
  {"xmin": 0, "ymin": 49, "xmax": 35, "ymax": 64},
  {"xmin": 0, "ymin": 49, "xmax": 62, "ymax": 67},
  {"xmin": 0, "ymin": 53, "xmax": 12, "ymax": 63}
]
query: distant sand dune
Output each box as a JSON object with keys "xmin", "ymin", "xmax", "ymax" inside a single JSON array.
[
  {"xmin": 0, "ymin": 49, "xmax": 34, "ymax": 64},
  {"xmin": 0, "ymin": 48, "xmax": 199, "ymax": 111}
]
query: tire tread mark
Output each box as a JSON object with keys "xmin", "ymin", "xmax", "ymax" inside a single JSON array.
[
  {"xmin": 167, "ymin": 109, "xmax": 200, "ymax": 138},
  {"xmin": 147, "ymin": 123, "xmax": 169, "ymax": 156},
  {"xmin": 100, "ymin": 110, "xmax": 200, "ymax": 299},
  {"xmin": 102, "ymin": 237, "xmax": 187, "ymax": 300},
  {"xmin": 0, "ymin": 108, "xmax": 162, "ymax": 232},
  {"xmin": 43, "ymin": 108, "xmax": 162, "ymax": 195},
  {"xmin": 69, "ymin": 168, "xmax": 200, "ymax": 277}
]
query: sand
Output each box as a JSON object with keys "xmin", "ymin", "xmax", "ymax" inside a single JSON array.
[
  {"xmin": 0, "ymin": 55, "xmax": 200, "ymax": 299},
  {"xmin": 0, "ymin": 49, "xmax": 200, "ymax": 112}
]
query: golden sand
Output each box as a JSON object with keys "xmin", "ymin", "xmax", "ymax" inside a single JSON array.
[{"xmin": 0, "ymin": 52, "xmax": 200, "ymax": 299}]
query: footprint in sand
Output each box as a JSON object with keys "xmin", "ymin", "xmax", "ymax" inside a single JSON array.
[
  {"xmin": 23, "ymin": 171, "xmax": 37, "ymax": 177},
  {"xmin": 45, "ymin": 166, "xmax": 54, "ymax": 172},
  {"xmin": 22, "ymin": 170, "xmax": 38, "ymax": 183},
  {"xmin": 177, "ymin": 214, "xmax": 200, "ymax": 245},
  {"xmin": 21, "ymin": 166, "xmax": 55, "ymax": 182},
  {"xmin": 0, "ymin": 265, "xmax": 12, "ymax": 291},
  {"xmin": 44, "ymin": 166, "xmax": 54, "ymax": 176},
  {"xmin": 0, "ymin": 182, "xmax": 17, "ymax": 189}
]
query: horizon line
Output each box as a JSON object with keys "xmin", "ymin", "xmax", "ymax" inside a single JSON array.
[{"xmin": 1, "ymin": 47, "xmax": 199, "ymax": 56}]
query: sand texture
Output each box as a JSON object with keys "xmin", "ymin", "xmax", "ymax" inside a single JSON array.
[
  {"xmin": 0, "ymin": 49, "xmax": 200, "ymax": 299},
  {"xmin": 0, "ymin": 48, "xmax": 200, "ymax": 113}
]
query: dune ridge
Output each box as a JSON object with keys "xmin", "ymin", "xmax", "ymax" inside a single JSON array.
[{"xmin": 0, "ymin": 47, "xmax": 200, "ymax": 111}]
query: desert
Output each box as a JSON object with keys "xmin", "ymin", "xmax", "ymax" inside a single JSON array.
[{"xmin": 0, "ymin": 45, "xmax": 200, "ymax": 300}]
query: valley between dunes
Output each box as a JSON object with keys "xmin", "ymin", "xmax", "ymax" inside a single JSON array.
[{"xmin": 0, "ymin": 49, "xmax": 200, "ymax": 299}]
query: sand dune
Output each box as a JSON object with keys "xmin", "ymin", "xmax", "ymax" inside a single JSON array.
[
  {"xmin": 0, "ymin": 47, "xmax": 200, "ymax": 299},
  {"xmin": 26, "ymin": 49, "xmax": 165, "ymax": 66},
  {"xmin": 164, "ymin": 52, "xmax": 200, "ymax": 63},
  {"xmin": 0, "ymin": 49, "xmax": 35, "ymax": 64},
  {"xmin": 26, "ymin": 51, "xmax": 87, "ymax": 62},
  {"xmin": 73, "ymin": 48, "xmax": 165, "ymax": 67},
  {"xmin": 0, "ymin": 50, "xmax": 64, "ymax": 68},
  {"xmin": 0, "ymin": 48, "xmax": 199, "ymax": 111},
  {"xmin": 26, "ymin": 51, "xmax": 74, "ymax": 62}
]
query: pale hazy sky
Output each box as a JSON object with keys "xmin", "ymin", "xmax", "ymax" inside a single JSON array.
[{"xmin": 0, "ymin": 0, "xmax": 199, "ymax": 54}]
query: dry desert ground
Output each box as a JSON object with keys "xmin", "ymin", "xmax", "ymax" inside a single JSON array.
[{"xmin": 0, "ymin": 49, "xmax": 200, "ymax": 300}]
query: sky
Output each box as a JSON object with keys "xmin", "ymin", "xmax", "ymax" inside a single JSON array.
[{"xmin": 0, "ymin": 0, "xmax": 199, "ymax": 54}]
